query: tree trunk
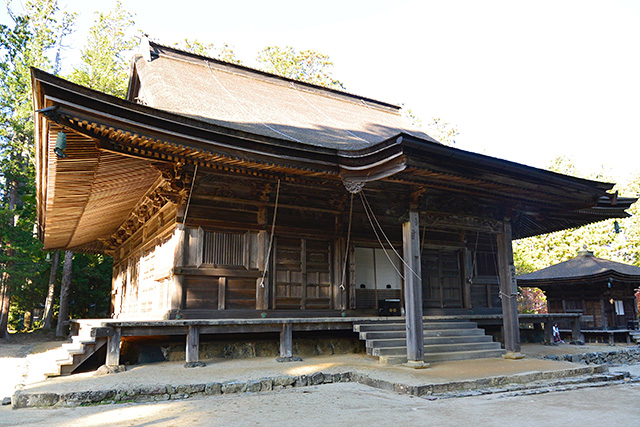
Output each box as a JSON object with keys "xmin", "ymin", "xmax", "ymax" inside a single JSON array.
[
  {"xmin": 56, "ymin": 250, "xmax": 73, "ymax": 337},
  {"xmin": 0, "ymin": 179, "xmax": 20, "ymax": 340},
  {"xmin": 42, "ymin": 251, "xmax": 61, "ymax": 329},
  {"xmin": 0, "ymin": 275, "xmax": 10, "ymax": 340}
]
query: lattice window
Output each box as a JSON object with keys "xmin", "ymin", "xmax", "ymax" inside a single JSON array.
[{"xmin": 202, "ymin": 231, "xmax": 245, "ymax": 266}]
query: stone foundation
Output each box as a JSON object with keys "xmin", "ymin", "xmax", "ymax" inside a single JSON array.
[
  {"xmin": 544, "ymin": 348, "xmax": 640, "ymax": 365},
  {"xmin": 120, "ymin": 334, "xmax": 365, "ymax": 365}
]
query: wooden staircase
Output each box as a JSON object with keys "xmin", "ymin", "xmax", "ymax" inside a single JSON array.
[
  {"xmin": 629, "ymin": 330, "xmax": 640, "ymax": 345},
  {"xmin": 46, "ymin": 321, "xmax": 107, "ymax": 377},
  {"xmin": 354, "ymin": 319, "xmax": 505, "ymax": 364}
]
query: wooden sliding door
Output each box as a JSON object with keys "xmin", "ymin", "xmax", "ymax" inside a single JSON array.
[{"xmin": 273, "ymin": 237, "xmax": 332, "ymax": 310}]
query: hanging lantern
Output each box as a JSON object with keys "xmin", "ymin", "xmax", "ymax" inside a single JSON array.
[{"xmin": 54, "ymin": 131, "xmax": 67, "ymax": 158}]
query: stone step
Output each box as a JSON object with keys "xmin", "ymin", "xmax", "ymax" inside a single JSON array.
[
  {"xmin": 372, "ymin": 341, "xmax": 502, "ymax": 356},
  {"xmin": 367, "ymin": 334, "xmax": 493, "ymax": 349},
  {"xmin": 354, "ymin": 321, "xmax": 476, "ymax": 333},
  {"xmin": 360, "ymin": 328, "xmax": 484, "ymax": 341},
  {"xmin": 423, "ymin": 348, "xmax": 506, "ymax": 363}
]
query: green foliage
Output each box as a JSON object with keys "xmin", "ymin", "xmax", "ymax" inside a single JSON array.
[
  {"xmin": 68, "ymin": 0, "xmax": 136, "ymax": 98},
  {"xmin": 514, "ymin": 158, "xmax": 640, "ymax": 275},
  {"xmin": 173, "ymin": 39, "xmax": 241, "ymax": 64},
  {"xmin": 402, "ymin": 110, "xmax": 458, "ymax": 146},
  {"xmin": 69, "ymin": 253, "xmax": 113, "ymax": 318},
  {"xmin": 257, "ymin": 46, "xmax": 345, "ymax": 89},
  {"xmin": 0, "ymin": 1, "xmax": 117, "ymax": 332},
  {"xmin": 425, "ymin": 117, "xmax": 459, "ymax": 146}
]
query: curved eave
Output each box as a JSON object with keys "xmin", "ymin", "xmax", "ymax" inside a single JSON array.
[{"xmin": 519, "ymin": 271, "xmax": 640, "ymax": 288}]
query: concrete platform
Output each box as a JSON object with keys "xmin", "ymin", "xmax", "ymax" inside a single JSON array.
[{"xmin": 11, "ymin": 350, "xmax": 617, "ymax": 408}]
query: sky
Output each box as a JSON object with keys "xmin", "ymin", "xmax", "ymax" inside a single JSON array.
[{"xmin": 3, "ymin": 0, "xmax": 640, "ymax": 185}]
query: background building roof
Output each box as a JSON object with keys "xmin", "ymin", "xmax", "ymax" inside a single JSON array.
[{"xmin": 518, "ymin": 250, "xmax": 640, "ymax": 286}]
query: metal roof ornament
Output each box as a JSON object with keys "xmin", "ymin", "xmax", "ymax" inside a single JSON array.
[{"xmin": 343, "ymin": 180, "xmax": 365, "ymax": 194}]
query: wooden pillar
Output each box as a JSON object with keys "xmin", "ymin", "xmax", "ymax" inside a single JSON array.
[
  {"xmin": 301, "ymin": 239, "xmax": 307, "ymax": 309},
  {"xmin": 496, "ymin": 218, "xmax": 523, "ymax": 358},
  {"xmin": 256, "ymin": 204, "xmax": 270, "ymax": 310},
  {"xmin": 280, "ymin": 323, "xmax": 293, "ymax": 358},
  {"xmin": 106, "ymin": 327, "xmax": 121, "ymax": 366},
  {"xmin": 544, "ymin": 318, "xmax": 553, "ymax": 345},
  {"xmin": 348, "ymin": 243, "xmax": 356, "ymax": 309},
  {"xmin": 571, "ymin": 317, "xmax": 583, "ymax": 342},
  {"xmin": 462, "ymin": 248, "xmax": 473, "ymax": 309},
  {"xmin": 186, "ymin": 325, "xmax": 200, "ymax": 363},
  {"xmin": 218, "ymin": 277, "xmax": 227, "ymax": 310},
  {"xmin": 333, "ymin": 238, "xmax": 346, "ymax": 310},
  {"xmin": 171, "ymin": 225, "xmax": 188, "ymax": 313},
  {"xmin": 402, "ymin": 209, "xmax": 426, "ymax": 366}
]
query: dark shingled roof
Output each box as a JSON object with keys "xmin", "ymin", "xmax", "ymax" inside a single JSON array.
[
  {"xmin": 518, "ymin": 250, "xmax": 640, "ymax": 285},
  {"xmin": 128, "ymin": 41, "xmax": 438, "ymax": 150}
]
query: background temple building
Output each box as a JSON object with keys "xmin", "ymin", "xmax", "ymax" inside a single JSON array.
[
  {"xmin": 32, "ymin": 40, "xmax": 636, "ymax": 372},
  {"xmin": 518, "ymin": 250, "xmax": 640, "ymax": 342}
]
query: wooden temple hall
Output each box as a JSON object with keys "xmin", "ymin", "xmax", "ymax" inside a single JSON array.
[{"xmin": 32, "ymin": 40, "xmax": 636, "ymax": 369}]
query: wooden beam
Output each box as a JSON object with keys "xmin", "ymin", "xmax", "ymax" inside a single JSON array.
[
  {"xmin": 280, "ymin": 323, "xmax": 293, "ymax": 358},
  {"xmin": 186, "ymin": 325, "xmax": 200, "ymax": 363},
  {"xmin": 106, "ymin": 327, "xmax": 121, "ymax": 366},
  {"xmin": 402, "ymin": 209, "xmax": 425, "ymax": 364},
  {"xmin": 496, "ymin": 218, "xmax": 523, "ymax": 358}
]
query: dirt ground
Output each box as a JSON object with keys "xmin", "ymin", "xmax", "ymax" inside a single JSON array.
[
  {"xmin": 1, "ymin": 335, "xmax": 639, "ymax": 426},
  {"xmin": 1, "ymin": 379, "xmax": 639, "ymax": 426}
]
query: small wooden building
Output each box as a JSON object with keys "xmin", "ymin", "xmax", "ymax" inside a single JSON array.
[
  {"xmin": 31, "ymin": 40, "xmax": 636, "ymax": 363},
  {"xmin": 518, "ymin": 250, "xmax": 640, "ymax": 331}
]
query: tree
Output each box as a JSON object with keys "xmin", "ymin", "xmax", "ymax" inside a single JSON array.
[
  {"xmin": 513, "ymin": 157, "xmax": 640, "ymax": 313},
  {"xmin": 0, "ymin": 0, "xmax": 75, "ymax": 339},
  {"xmin": 403, "ymin": 110, "xmax": 459, "ymax": 146},
  {"xmin": 42, "ymin": 250, "xmax": 60, "ymax": 329},
  {"xmin": 173, "ymin": 39, "xmax": 241, "ymax": 65},
  {"xmin": 256, "ymin": 46, "xmax": 345, "ymax": 89},
  {"xmin": 55, "ymin": 250, "xmax": 72, "ymax": 337},
  {"xmin": 69, "ymin": 0, "xmax": 136, "ymax": 98}
]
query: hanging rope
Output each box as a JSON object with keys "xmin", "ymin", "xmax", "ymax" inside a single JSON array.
[
  {"xmin": 360, "ymin": 190, "xmax": 421, "ymax": 281},
  {"xmin": 339, "ymin": 193, "xmax": 354, "ymax": 290},
  {"xmin": 259, "ymin": 179, "xmax": 281, "ymax": 289},
  {"xmin": 182, "ymin": 164, "xmax": 198, "ymax": 225}
]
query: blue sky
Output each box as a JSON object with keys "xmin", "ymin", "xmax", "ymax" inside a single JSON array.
[{"xmin": 4, "ymin": 0, "xmax": 640, "ymax": 184}]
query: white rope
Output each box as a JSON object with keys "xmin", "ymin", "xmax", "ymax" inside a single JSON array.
[
  {"xmin": 205, "ymin": 61, "xmax": 304, "ymax": 143},
  {"xmin": 339, "ymin": 193, "xmax": 354, "ymax": 290},
  {"xmin": 360, "ymin": 190, "xmax": 421, "ymax": 281},
  {"xmin": 259, "ymin": 179, "xmax": 281, "ymax": 288},
  {"xmin": 182, "ymin": 164, "xmax": 198, "ymax": 225},
  {"xmin": 291, "ymin": 82, "xmax": 372, "ymax": 144},
  {"xmin": 358, "ymin": 191, "xmax": 406, "ymax": 281}
]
